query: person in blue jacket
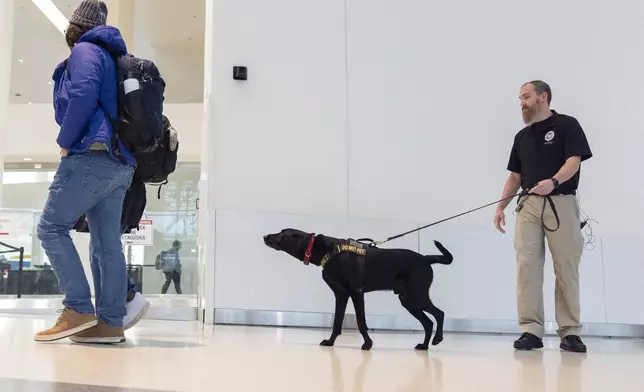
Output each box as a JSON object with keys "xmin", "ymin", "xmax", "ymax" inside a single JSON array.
[{"xmin": 34, "ymin": 0, "xmax": 136, "ymax": 344}]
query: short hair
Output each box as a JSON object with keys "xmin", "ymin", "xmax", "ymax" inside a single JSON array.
[
  {"xmin": 524, "ymin": 80, "xmax": 552, "ymax": 104},
  {"xmin": 65, "ymin": 23, "xmax": 89, "ymax": 49},
  {"xmin": 172, "ymin": 240, "xmax": 182, "ymax": 248}
]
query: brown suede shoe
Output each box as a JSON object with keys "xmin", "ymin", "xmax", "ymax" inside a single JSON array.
[
  {"xmin": 34, "ymin": 308, "xmax": 98, "ymax": 342},
  {"xmin": 69, "ymin": 322, "xmax": 125, "ymax": 344}
]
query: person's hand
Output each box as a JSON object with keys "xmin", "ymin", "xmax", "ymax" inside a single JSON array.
[
  {"xmin": 60, "ymin": 148, "xmax": 68, "ymax": 157},
  {"xmin": 494, "ymin": 208, "xmax": 506, "ymax": 233},
  {"xmin": 530, "ymin": 179, "xmax": 555, "ymax": 196}
]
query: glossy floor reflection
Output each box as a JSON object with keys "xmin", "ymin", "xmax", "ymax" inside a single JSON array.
[
  {"xmin": 1, "ymin": 315, "xmax": 643, "ymax": 391},
  {"xmin": 0, "ymin": 378, "xmax": 164, "ymax": 392}
]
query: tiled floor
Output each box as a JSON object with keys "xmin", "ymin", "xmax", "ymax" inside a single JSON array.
[{"xmin": 1, "ymin": 315, "xmax": 644, "ymax": 391}]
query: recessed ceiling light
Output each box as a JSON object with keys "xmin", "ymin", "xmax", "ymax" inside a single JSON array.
[
  {"xmin": 18, "ymin": 59, "xmax": 24, "ymax": 63},
  {"xmin": 48, "ymin": 81, "xmax": 52, "ymax": 85},
  {"xmin": 34, "ymin": 164, "xmax": 42, "ymax": 169},
  {"xmin": 23, "ymin": 158, "xmax": 32, "ymax": 161},
  {"xmin": 27, "ymin": 102, "xmax": 32, "ymax": 105}
]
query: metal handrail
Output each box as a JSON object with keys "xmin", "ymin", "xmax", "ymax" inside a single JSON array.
[{"xmin": 0, "ymin": 241, "xmax": 25, "ymax": 298}]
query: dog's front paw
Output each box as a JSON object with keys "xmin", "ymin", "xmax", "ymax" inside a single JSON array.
[
  {"xmin": 432, "ymin": 335, "xmax": 443, "ymax": 346},
  {"xmin": 361, "ymin": 340, "xmax": 373, "ymax": 351},
  {"xmin": 415, "ymin": 343, "xmax": 429, "ymax": 351},
  {"xmin": 320, "ymin": 339, "xmax": 335, "ymax": 347}
]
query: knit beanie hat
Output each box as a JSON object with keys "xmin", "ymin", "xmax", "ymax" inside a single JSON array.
[{"xmin": 69, "ymin": 0, "xmax": 108, "ymax": 29}]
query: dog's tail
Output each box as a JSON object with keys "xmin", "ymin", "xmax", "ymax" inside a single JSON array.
[{"xmin": 424, "ymin": 241, "xmax": 453, "ymax": 265}]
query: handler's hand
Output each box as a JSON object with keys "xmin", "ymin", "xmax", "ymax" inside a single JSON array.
[
  {"xmin": 530, "ymin": 179, "xmax": 555, "ymax": 196},
  {"xmin": 60, "ymin": 148, "xmax": 68, "ymax": 157},
  {"xmin": 494, "ymin": 208, "xmax": 506, "ymax": 233}
]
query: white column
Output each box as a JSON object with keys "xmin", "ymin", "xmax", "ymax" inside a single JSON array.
[
  {"xmin": 107, "ymin": 0, "xmax": 134, "ymax": 48},
  {"xmin": 0, "ymin": 0, "xmax": 16, "ymax": 207},
  {"xmin": 131, "ymin": 0, "xmax": 155, "ymax": 60},
  {"xmin": 196, "ymin": 0, "xmax": 216, "ymax": 324}
]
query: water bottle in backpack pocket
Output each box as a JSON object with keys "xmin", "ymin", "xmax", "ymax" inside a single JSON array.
[{"xmin": 123, "ymin": 72, "xmax": 140, "ymax": 95}]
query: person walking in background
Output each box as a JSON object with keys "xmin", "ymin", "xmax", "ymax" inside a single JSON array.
[
  {"xmin": 35, "ymin": 0, "xmax": 136, "ymax": 344},
  {"xmin": 156, "ymin": 240, "xmax": 183, "ymax": 294},
  {"xmin": 494, "ymin": 80, "xmax": 592, "ymax": 353}
]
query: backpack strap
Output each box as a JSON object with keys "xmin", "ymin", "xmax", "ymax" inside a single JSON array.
[
  {"xmin": 97, "ymin": 98, "xmax": 126, "ymax": 164},
  {"xmin": 157, "ymin": 180, "xmax": 168, "ymax": 199},
  {"xmin": 91, "ymin": 44, "xmax": 127, "ymax": 163}
]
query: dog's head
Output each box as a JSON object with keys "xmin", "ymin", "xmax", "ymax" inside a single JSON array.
[{"xmin": 264, "ymin": 228, "xmax": 315, "ymax": 263}]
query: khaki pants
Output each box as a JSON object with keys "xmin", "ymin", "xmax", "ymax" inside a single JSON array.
[{"xmin": 514, "ymin": 195, "xmax": 583, "ymax": 338}]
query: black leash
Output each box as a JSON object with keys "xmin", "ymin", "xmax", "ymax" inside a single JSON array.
[
  {"xmin": 515, "ymin": 193, "xmax": 560, "ymax": 232},
  {"xmin": 361, "ymin": 189, "xmax": 531, "ymax": 247}
]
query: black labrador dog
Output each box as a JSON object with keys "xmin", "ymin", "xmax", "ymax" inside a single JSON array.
[{"xmin": 263, "ymin": 228, "xmax": 453, "ymax": 351}]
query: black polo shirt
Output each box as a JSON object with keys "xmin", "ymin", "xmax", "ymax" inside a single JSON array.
[{"xmin": 507, "ymin": 110, "xmax": 592, "ymax": 195}]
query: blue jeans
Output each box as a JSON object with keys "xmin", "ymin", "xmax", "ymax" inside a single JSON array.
[
  {"xmin": 88, "ymin": 227, "xmax": 138, "ymax": 311},
  {"xmin": 37, "ymin": 151, "xmax": 134, "ymax": 326},
  {"xmin": 125, "ymin": 255, "xmax": 137, "ymax": 294}
]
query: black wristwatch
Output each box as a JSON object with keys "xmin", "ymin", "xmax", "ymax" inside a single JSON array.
[{"xmin": 550, "ymin": 178, "xmax": 559, "ymax": 188}]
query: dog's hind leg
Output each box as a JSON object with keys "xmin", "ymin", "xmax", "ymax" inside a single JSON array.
[
  {"xmin": 399, "ymin": 291, "xmax": 434, "ymax": 350},
  {"xmin": 321, "ymin": 290, "xmax": 350, "ymax": 347},
  {"xmin": 401, "ymin": 301, "xmax": 434, "ymax": 350},
  {"xmin": 423, "ymin": 299, "xmax": 445, "ymax": 346}
]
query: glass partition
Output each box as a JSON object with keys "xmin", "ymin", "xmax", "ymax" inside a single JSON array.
[
  {"xmin": 0, "ymin": 164, "xmax": 200, "ymax": 309},
  {"xmin": 122, "ymin": 211, "xmax": 198, "ymax": 296}
]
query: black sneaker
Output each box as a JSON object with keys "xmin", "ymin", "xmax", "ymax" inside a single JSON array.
[
  {"xmin": 513, "ymin": 332, "xmax": 544, "ymax": 350},
  {"xmin": 560, "ymin": 335, "xmax": 587, "ymax": 353}
]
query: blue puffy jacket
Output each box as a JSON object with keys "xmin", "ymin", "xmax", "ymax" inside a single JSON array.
[{"xmin": 52, "ymin": 26, "xmax": 136, "ymax": 166}]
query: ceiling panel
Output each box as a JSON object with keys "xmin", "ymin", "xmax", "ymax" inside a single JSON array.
[{"xmin": 9, "ymin": 0, "xmax": 204, "ymax": 104}]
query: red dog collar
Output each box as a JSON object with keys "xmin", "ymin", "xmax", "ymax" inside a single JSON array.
[{"xmin": 303, "ymin": 234, "xmax": 315, "ymax": 265}]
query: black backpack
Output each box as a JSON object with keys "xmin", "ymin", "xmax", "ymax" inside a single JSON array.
[
  {"xmin": 94, "ymin": 48, "xmax": 175, "ymax": 195},
  {"xmin": 134, "ymin": 115, "xmax": 179, "ymax": 198},
  {"xmin": 108, "ymin": 53, "xmax": 166, "ymax": 153}
]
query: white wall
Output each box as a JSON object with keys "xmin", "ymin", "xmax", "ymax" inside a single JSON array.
[
  {"xmin": 208, "ymin": 0, "xmax": 644, "ymax": 327},
  {"xmin": 210, "ymin": 0, "xmax": 348, "ymax": 216}
]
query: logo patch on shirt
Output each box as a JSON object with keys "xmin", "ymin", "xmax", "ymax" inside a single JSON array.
[{"xmin": 545, "ymin": 130, "xmax": 555, "ymax": 144}]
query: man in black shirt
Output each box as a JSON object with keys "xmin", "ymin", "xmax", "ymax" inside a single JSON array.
[{"xmin": 494, "ymin": 80, "xmax": 592, "ymax": 353}]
